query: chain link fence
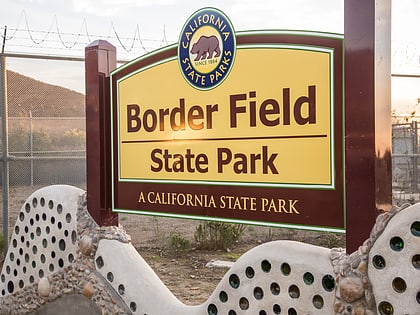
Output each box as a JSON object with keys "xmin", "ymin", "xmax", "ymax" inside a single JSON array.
[
  {"xmin": 2, "ymin": 66, "xmax": 86, "ymax": 187},
  {"xmin": 392, "ymin": 121, "xmax": 420, "ymax": 205},
  {"xmin": 0, "ymin": 56, "xmax": 86, "ymax": 248},
  {"xmin": 5, "ymin": 116, "xmax": 85, "ymax": 186}
]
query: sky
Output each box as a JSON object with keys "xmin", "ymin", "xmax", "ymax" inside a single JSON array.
[{"xmin": 1, "ymin": 0, "xmax": 419, "ymax": 112}]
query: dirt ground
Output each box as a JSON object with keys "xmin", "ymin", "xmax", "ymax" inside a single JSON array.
[{"xmin": 0, "ymin": 185, "xmax": 346, "ymax": 305}]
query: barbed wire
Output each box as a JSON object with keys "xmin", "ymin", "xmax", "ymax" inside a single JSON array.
[
  {"xmin": 1, "ymin": 10, "xmax": 419, "ymax": 67},
  {"xmin": 0, "ymin": 10, "xmax": 173, "ymax": 54}
]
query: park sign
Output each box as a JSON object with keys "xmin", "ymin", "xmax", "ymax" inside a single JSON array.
[{"xmin": 110, "ymin": 7, "xmax": 345, "ymax": 232}]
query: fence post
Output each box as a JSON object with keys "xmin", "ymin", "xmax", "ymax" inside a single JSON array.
[
  {"xmin": 412, "ymin": 121, "xmax": 418, "ymax": 192},
  {"xmin": 1, "ymin": 31, "xmax": 9, "ymax": 254},
  {"xmin": 85, "ymin": 40, "xmax": 118, "ymax": 226},
  {"xmin": 29, "ymin": 110, "xmax": 33, "ymax": 187}
]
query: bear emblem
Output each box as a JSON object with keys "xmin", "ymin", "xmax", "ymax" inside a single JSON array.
[{"xmin": 190, "ymin": 35, "xmax": 221, "ymax": 61}]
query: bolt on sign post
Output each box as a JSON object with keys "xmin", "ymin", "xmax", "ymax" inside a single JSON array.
[{"xmin": 110, "ymin": 8, "xmax": 345, "ymax": 233}]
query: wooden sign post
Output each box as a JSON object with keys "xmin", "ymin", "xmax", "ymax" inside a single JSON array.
[
  {"xmin": 85, "ymin": 40, "xmax": 118, "ymax": 226},
  {"xmin": 344, "ymin": 0, "xmax": 392, "ymax": 252}
]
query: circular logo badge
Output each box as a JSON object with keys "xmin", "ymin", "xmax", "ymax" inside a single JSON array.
[{"xmin": 178, "ymin": 8, "xmax": 236, "ymax": 90}]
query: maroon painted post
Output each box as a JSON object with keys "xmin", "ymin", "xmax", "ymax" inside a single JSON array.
[
  {"xmin": 85, "ymin": 40, "xmax": 118, "ymax": 226},
  {"xmin": 345, "ymin": 0, "xmax": 392, "ymax": 252}
]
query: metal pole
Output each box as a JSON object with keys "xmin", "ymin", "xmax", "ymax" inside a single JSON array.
[
  {"xmin": 29, "ymin": 110, "xmax": 33, "ymax": 186},
  {"xmin": 1, "ymin": 26, "xmax": 9, "ymax": 255},
  {"xmin": 412, "ymin": 121, "xmax": 418, "ymax": 192}
]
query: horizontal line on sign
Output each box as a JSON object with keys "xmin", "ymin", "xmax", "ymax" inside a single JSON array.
[{"xmin": 121, "ymin": 134, "xmax": 328, "ymax": 144}]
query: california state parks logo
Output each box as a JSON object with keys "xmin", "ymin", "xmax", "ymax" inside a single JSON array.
[{"xmin": 178, "ymin": 8, "xmax": 236, "ymax": 90}]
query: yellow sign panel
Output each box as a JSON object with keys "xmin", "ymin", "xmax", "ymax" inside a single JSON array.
[{"xmin": 116, "ymin": 45, "xmax": 333, "ymax": 188}]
